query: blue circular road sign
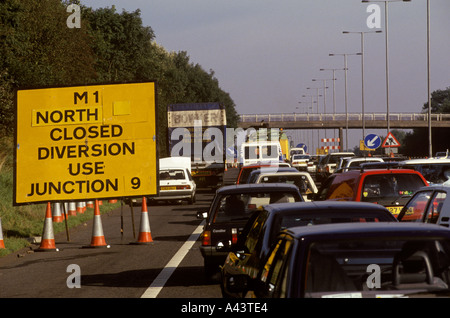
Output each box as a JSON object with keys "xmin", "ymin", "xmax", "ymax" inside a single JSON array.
[{"xmin": 364, "ymin": 134, "xmax": 381, "ymax": 149}]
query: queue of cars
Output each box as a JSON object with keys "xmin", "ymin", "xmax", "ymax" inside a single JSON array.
[{"xmin": 189, "ymin": 151, "xmax": 450, "ymax": 297}]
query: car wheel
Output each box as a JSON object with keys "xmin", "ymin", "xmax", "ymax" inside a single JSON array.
[{"xmin": 187, "ymin": 194, "xmax": 195, "ymax": 204}]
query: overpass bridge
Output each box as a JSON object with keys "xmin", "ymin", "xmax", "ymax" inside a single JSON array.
[{"xmin": 238, "ymin": 112, "xmax": 450, "ymax": 129}]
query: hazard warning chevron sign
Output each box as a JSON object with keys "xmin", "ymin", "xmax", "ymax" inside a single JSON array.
[{"xmin": 382, "ymin": 132, "xmax": 400, "ymax": 148}]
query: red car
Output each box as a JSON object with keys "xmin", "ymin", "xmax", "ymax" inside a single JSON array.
[{"xmin": 314, "ymin": 163, "xmax": 428, "ymax": 217}]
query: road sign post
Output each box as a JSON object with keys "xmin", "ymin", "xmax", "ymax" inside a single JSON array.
[{"xmin": 15, "ymin": 82, "xmax": 158, "ymax": 204}]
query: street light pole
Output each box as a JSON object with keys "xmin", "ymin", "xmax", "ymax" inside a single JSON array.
[
  {"xmin": 343, "ymin": 30, "xmax": 382, "ymax": 142},
  {"xmin": 427, "ymin": 0, "xmax": 432, "ymax": 157},
  {"xmin": 321, "ymin": 68, "xmax": 345, "ymax": 141},
  {"xmin": 329, "ymin": 53, "xmax": 361, "ymax": 151},
  {"xmin": 362, "ymin": 0, "xmax": 411, "ymax": 147}
]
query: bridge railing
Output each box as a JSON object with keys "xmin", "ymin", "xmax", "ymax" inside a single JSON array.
[{"xmin": 239, "ymin": 113, "xmax": 450, "ymax": 123}]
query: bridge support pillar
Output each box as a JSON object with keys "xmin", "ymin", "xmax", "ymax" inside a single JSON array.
[{"xmin": 339, "ymin": 128, "xmax": 344, "ymax": 151}]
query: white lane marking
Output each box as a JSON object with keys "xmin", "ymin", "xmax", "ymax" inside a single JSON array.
[{"xmin": 140, "ymin": 221, "xmax": 205, "ymax": 298}]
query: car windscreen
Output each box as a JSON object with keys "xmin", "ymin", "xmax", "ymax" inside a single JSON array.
[
  {"xmin": 361, "ymin": 174, "xmax": 426, "ymax": 204},
  {"xmin": 213, "ymin": 192, "xmax": 300, "ymax": 223}
]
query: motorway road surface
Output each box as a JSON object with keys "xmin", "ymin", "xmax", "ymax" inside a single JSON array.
[{"xmin": 0, "ymin": 168, "xmax": 240, "ymax": 298}]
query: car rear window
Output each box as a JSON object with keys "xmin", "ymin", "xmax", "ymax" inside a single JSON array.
[
  {"xmin": 361, "ymin": 174, "xmax": 426, "ymax": 203},
  {"xmin": 213, "ymin": 192, "xmax": 300, "ymax": 223},
  {"xmin": 259, "ymin": 175, "xmax": 314, "ymax": 195},
  {"xmin": 159, "ymin": 169, "xmax": 185, "ymax": 180}
]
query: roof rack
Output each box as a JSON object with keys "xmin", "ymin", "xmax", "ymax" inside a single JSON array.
[{"xmin": 359, "ymin": 162, "xmax": 401, "ymax": 172}]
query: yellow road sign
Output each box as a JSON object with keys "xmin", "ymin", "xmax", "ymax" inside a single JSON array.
[
  {"xmin": 359, "ymin": 140, "xmax": 375, "ymax": 152},
  {"xmin": 15, "ymin": 82, "xmax": 158, "ymax": 204}
]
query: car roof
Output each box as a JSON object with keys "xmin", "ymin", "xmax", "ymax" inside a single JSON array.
[
  {"xmin": 414, "ymin": 184, "xmax": 450, "ymax": 192},
  {"xmin": 284, "ymin": 222, "xmax": 450, "ymax": 240},
  {"xmin": 264, "ymin": 201, "xmax": 391, "ymax": 213},
  {"xmin": 217, "ymin": 183, "xmax": 301, "ymax": 194},
  {"xmin": 401, "ymin": 158, "xmax": 450, "ymax": 164},
  {"xmin": 257, "ymin": 171, "xmax": 310, "ymax": 177},
  {"xmin": 337, "ymin": 167, "xmax": 422, "ymax": 176}
]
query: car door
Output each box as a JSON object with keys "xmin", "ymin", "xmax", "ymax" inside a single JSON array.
[{"xmin": 253, "ymin": 235, "xmax": 294, "ymax": 298}]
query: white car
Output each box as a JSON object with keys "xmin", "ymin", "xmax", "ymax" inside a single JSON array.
[
  {"xmin": 152, "ymin": 157, "xmax": 196, "ymax": 204},
  {"xmin": 337, "ymin": 157, "xmax": 384, "ymax": 172},
  {"xmin": 400, "ymin": 158, "xmax": 450, "ymax": 185},
  {"xmin": 291, "ymin": 154, "xmax": 311, "ymax": 171},
  {"xmin": 255, "ymin": 171, "xmax": 318, "ymax": 201}
]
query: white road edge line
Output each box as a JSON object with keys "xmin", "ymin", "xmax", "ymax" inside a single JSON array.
[{"xmin": 140, "ymin": 220, "xmax": 205, "ymax": 298}]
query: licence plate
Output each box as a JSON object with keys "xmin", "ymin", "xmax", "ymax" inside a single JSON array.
[
  {"xmin": 386, "ymin": 206, "xmax": 403, "ymax": 215},
  {"xmin": 192, "ymin": 170, "xmax": 212, "ymax": 176},
  {"xmin": 161, "ymin": 186, "xmax": 177, "ymax": 190}
]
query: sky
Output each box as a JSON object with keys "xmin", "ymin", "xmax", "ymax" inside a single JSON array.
[{"xmin": 81, "ymin": 0, "xmax": 450, "ymax": 152}]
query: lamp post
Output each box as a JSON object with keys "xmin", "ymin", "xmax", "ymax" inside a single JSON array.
[
  {"xmin": 302, "ymin": 94, "xmax": 318, "ymax": 150},
  {"xmin": 362, "ymin": 0, "xmax": 411, "ymax": 143},
  {"xmin": 329, "ymin": 53, "xmax": 361, "ymax": 150},
  {"xmin": 298, "ymin": 101, "xmax": 313, "ymax": 150},
  {"xmin": 320, "ymin": 68, "xmax": 344, "ymax": 141},
  {"xmin": 312, "ymin": 79, "xmax": 331, "ymax": 139},
  {"xmin": 343, "ymin": 30, "xmax": 382, "ymax": 142}
]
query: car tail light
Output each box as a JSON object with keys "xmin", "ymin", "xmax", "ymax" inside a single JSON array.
[
  {"xmin": 201, "ymin": 230, "xmax": 211, "ymax": 246},
  {"xmin": 176, "ymin": 185, "xmax": 191, "ymax": 190},
  {"xmin": 247, "ymin": 204, "xmax": 256, "ymax": 209},
  {"xmin": 231, "ymin": 228, "xmax": 238, "ymax": 244}
]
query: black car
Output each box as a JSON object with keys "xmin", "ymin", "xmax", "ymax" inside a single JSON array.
[
  {"xmin": 220, "ymin": 201, "xmax": 397, "ymax": 298},
  {"xmin": 227, "ymin": 222, "xmax": 450, "ymax": 298},
  {"xmin": 197, "ymin": 183, "xmax": 303, "ymax": 279}
]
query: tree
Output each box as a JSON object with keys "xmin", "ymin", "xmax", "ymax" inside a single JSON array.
[{"xmin": 401, "ymin": 87, "xmax": 450, "ymax": 157}]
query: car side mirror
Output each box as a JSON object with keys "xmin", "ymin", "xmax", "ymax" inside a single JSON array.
[{"xmin": 197, "ymin": 211, "xmax": 208, "ymax": 219}]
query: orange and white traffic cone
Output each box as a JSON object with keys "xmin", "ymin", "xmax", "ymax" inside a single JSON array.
[
  {"xmin": 68, "ymin": 202, "xmax": 77, "ymax": 216},
  {"xmin": 76, "ymin": 202, "xmax": 84, "ymax": 214},
  {"xmin": 36, "ymin": 202, "xmax": 58, "ymax": 252},
  {"xmin": 0, "ymin": 218, "xmax": 5, "ymax": 249},
  {"xmin": 131, "ymin": 197, "xmax": 153, "ymax": 244},
  {"xmin": 87, "ymin": 201, "xmax": 94, "ymax": 208},
  {"xmin": 84, "ymin": 200, "xmax": 109, "ymax": 248},
  {"xmin": 52, "ymin": 202, "xmax": 64, "ymax": 223}
]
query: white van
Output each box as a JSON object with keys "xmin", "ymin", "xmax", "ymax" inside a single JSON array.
[{"xmin": 239, "ymin": 141, "xmax": 283, "ymax": 166}]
